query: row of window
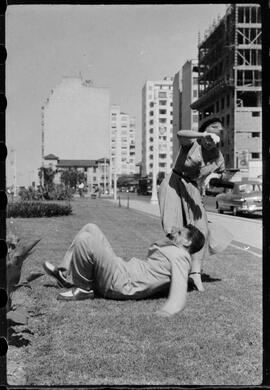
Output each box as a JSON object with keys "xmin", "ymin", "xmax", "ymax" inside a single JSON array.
[
  {"xmin": 201, "ymin": 93, "xmax": 232, "ymax": 119},
  {"xmin": 149, "ymin": 110, "xmax": 173, "ymax": 116},
  {"xmin": 148, "ymin": 162, "xmax": 173, "ymax": 169}
]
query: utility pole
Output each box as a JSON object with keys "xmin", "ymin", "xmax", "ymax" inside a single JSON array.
[
  {"xmin": 10, "ymin": 149, "xmax": 17, "ymax": 196},
  {"xmin": 103, "ymin": 158, "xmax": 106, "ymax": 193},
  {"xmin": 151, "ymin": 88, "xmax": 159, "ymax": 204},
  {"xmin": 114, "ymin": 169, "xmax": 117, "ymax": 201}
]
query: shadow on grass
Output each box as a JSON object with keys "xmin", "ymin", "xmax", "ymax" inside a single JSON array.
[{"xmin": 188, "ymin": 272, "xmax": 222, "ymax": 292}]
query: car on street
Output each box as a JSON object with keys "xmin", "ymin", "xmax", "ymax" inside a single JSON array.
[{"xmin": 215, "ymin": 180, "xmax": 262, "ymax": 216}]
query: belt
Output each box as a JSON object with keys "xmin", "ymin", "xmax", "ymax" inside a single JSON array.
[{"xmin": 172, "ymin": 169, "xmax": 198, "ymax": 187}]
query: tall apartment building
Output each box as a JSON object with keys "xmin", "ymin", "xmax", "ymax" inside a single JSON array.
[
  {"xmin": 172, "ymin": 71, "xmax": 182, "ymax": 163},
  {"xmin": 182, "ymin": 60, "xmax": 199, "ymax": 130},
  {"xmin": 110, "ymin": 105, "xmax": 136, "ymax": 176},
  {"xmin": 172, "ymin": 60, "xmax": 199, "ymax": 161},
  {"xmin": 141, "ymin": 77, "xmax": 174, "ymax": 177},
  {"xmin": 191, "ymin": 4, "xmax": 262, "ymax": 177}
]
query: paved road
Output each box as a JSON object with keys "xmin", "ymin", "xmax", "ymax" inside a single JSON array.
[
  {"xmin": 110, "ymin": 192, "xmax": 262, "ymax": 253},
  {"xmin": 117, "ymin": 192, "xmax": 262, "ymax": 220}
]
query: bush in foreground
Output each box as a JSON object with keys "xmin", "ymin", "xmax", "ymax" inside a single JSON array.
[{"xmin": 7, "ymin": 201, "xmax": 72, "ymax": 218}]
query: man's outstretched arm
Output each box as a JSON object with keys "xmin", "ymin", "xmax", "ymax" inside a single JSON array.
[{"xmin": 156, "ymin": 255, "xmax": 190, "ymax": 317}]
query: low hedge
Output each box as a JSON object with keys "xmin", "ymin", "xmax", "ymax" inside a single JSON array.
[{"xmin": 7, "ymin": 201, "xmax": 72, "ymax": 218}]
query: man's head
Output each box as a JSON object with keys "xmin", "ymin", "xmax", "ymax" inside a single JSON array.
[{"xmin": 172, "ymin": 225, "xmax": 205, "ymax": 254}]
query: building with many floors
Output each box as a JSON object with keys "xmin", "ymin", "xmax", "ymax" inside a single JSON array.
[
  {"xmin": 191, "ymin": 4, "xmax": 262, "ymax": 178},
  {"xmin": 110, "ymin": 105, "xmax": 136, "ymax": 176},
  {"xmin": 172, "ymin": 60, "xmax": 199, "ymax": 161},
  {"xmin": 141, "ymin": 77, "xmax": 174, "ymax": 177}
]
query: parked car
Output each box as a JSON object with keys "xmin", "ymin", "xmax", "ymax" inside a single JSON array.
[{"xmin": 215, "ymin": 180, "xmax": 262, "ymax": 216}]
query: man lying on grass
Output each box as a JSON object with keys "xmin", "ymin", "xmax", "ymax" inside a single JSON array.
[{"xmin": 43, "ymin": 223, "xmax": 205, "ymax": 317}]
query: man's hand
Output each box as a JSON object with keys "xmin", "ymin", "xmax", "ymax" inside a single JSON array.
[{"xmin": 204, "ymin": 132, "xmax": 220, "ymax": 144}]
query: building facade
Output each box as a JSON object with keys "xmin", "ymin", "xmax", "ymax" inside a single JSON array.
[
  {"xmin": 182, "ymin": 59, "xmax": 199, "ymax": 131},
  {"xmin": 141, "ymin": 77, "xmax": 174, "ymax": 177},
  {"xmin": 42, "ymin": 76, "xmax": 110, "ymax": 163},
  {"xmin": 191, "ymin": 4, "xmax": 262, "ymax": 178},
  {"xmin": 172, "ymin": 60, "xmax": 199, "ymax": 161},
  {"xmin": 110, "ymin": 105, "xmax": 136, "ymax": 176},
  {"xmin": 43, "ymin": 154, "xmax": 110, "ymax": 193}
]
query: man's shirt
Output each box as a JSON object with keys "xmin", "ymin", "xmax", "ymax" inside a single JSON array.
[{"xmin": 102, "ymin": 239, "xmax": 191, "ymax": 300}]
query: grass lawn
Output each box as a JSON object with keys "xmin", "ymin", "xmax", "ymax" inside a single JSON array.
[{"xmin": 7, "ymin": 198, "xmax": 262, "ymax": 386}]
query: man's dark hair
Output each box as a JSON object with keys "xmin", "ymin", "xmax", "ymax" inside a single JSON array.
[
  {"xmin": 185, "ymin": 224, "xmax": 205, "ymax": 254},
  {"xmin": 198, "ymin": 117, "xmax": 222, "ymax": 133}
]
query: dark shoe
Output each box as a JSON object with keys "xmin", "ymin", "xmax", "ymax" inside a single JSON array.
[
  {"xmin": 43, "ymin": 261, "xmax": 73, "ymax": 288},
  {"xmin": 57, "ymin": 287, "xmax": 94, "ymax": 301}
]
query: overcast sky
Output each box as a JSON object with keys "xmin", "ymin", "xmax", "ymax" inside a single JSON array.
[{"xmin": 6, "ymin": 3, "xmax": 227, "ymax": 186}]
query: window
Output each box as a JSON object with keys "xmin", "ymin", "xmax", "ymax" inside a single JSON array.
[
  {"xmin": 149, "ymin": 137, "xmax": 153, "ymax": 142},
  {"xmin": 159, "ymin": 100, "xmax": 167, "ymax": 106},
  {"xmin": 149, "ymin": 120, "xmax": 154, "ymax": 125},
  {"xmin": 159, "ymin": 162, "xmax": 166, "ymax": 167},
  {"xmin": 150, "ymin": 102, "xmax": 154, "ymax": 107},
  {"xmin": 193, "ymin": 114, "xmax": 198, "ymax": 123},
  {"xmin": 221, "ymin": 98, "xmax": 225, "ymax": 110},
  {"xmin": 252, "ymin": 132, "xmax": 260, "ymax": 137},
  {"xmin": 159, "ymin": 109, "xmax": 167, "ymax": 115},
  {"xmin": 150, "ymin": 111, "xmax": 154, "ymax": 116},
  {"xmin": 149, "ymin": 155, "xmax": 153, "ymax": 160},
  {"xmin": 193, "ymin": 77, "xmax": 198, "ymax": 84},
  {"xmin": 251, "ymin": 152, "xmax": 260, "ymax": 159},
  {"xmin": 226, "ymin": 115, "xmax": 230, "ymax": 126},
  {"xmin": 159, "ymin": 118, "xmax": 166, "ymax": 123},
  {"xmin": 226, "ymin": 94, "xmax": 230, "ymax": 107},
  {"xmin": 149, "ymin": 128, "xmax": 153, "ymax": 134},
  {"xmin": 193, "ymin": 90, "xmax": 198, "ymax": 98},
  {"xmin": 159, "ymin": 92, "xmax": 167, "ymax": 98},
  {"xmin": 159, "ymin": 154, "xmax": 166, "ymax": 159},
  {"xmin": 216, "ymin": 101, "xmax": 220, "ymax": 112},
  {"xmin": 149, "ymin": 163, "xmax": 153, "ymax": 168},
  {"xmin": 252, "ymin": 111, "xmax": 260, "ymax": 117}
]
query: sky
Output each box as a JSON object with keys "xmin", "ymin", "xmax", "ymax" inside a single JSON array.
[{"xmin": 6, "ymin": 3, "xmax": 227, "ymax": 187}]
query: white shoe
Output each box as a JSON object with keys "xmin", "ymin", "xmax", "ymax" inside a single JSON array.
[{"xmin": 57, "ymin": 287, "xmax": 94, "ymax": 301}]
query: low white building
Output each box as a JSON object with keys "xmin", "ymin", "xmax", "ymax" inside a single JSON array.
[{"xmin": 42, "ymin": 76, "xmax": 110, "ymax": 164}]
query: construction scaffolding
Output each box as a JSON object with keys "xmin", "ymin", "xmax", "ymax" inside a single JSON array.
[{"xmin": 191, "ymin": 4, "xmax": 262, "ymax": 175}]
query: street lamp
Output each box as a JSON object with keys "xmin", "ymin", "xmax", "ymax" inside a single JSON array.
[{"xmin": 151, "ymin": 88, "xmax": 159, "ymax": 204}]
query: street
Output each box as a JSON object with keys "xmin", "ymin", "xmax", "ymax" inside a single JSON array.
[{"xmin": 117, "ymin": 191, "xmax": 262, "ymax": 220}]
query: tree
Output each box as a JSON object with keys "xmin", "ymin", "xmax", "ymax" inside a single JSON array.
[
  {"xmin": 61, "ymin": 169, "xmax": 85, "ymax": 188},
  {"xmin": 38, "ymin": 167, "xmax": 56, "ymax": 189}
]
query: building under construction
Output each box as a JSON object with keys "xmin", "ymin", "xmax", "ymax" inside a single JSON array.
[{"xmin": 191, "ymin": 4, "xmax": 262, "ymax": 177}]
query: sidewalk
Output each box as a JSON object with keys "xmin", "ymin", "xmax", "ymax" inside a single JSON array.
[{"xmin": 108, "ymin": 197, "xmax": 262, "ymax": 253}]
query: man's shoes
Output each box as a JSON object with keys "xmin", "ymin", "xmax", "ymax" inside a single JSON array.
[
  {"xmin": 43, "ymin": 261, "xmax": 73, "ymax": 288},
  {"xmin": 57, "ymin": 287, "xmax": 94, "ymax": 301}
]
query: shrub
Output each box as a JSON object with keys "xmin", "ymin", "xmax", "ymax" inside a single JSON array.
[
  {"xmin": 7, "ymin": 201, "xmax": 72, "ymax": 218},
  {"xmin": 18, "ymin": 185, "xmax": 74, "ymax": 202}
]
